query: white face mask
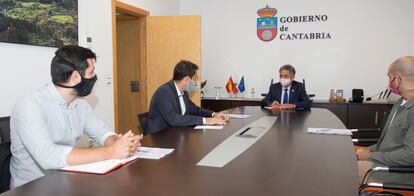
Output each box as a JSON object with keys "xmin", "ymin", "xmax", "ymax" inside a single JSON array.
[{"xmin": 280, "ymin": 78, "xmax": 291, "ymax": 87}]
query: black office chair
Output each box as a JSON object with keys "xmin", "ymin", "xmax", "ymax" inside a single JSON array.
[
  {"xmin": 0, "ymin": 117, "xmax": 11, "ymax": 143},
  {"xmin": 359, "ymin": 166, "xmax": 414, "ymax": 196},
  {"xmin": 137, "ymin": 112, "xmax": 149, "ymax": 135},
  {"xmin": 352, "ymin": 111, "xmax": 390, "ymax": 147},
  {"xmin": 0, "ymin": 116, "xmax": 11, "ymax": 194}
]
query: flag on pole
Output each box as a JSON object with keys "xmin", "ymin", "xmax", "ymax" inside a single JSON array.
[
  {"xmin": 238, "ymin": 76, "xmax": 245, "ymax": 93},
  {"xmin": 226, "ymin": 76, "xmax": 234, "ymax": 93}
]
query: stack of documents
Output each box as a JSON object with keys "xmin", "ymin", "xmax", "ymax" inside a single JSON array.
[
  {"xmin": 228, "ymin": 114, "xmax": 251, "ymax": 119},
  {"xmin": 60, "ymin": 147, "xmax": 174, "ymax": 174},
  {"xmin": 307, "ymin": 128, "xmax": 355, "ymax": 136},
  {"xmin": 194, "ymin": 125, "xmax": 224, "ymax": 129}
]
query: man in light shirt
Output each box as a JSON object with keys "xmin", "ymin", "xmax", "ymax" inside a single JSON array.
[
  {"xmin": 146, "ymin": 60, "xmax": 228, "ymax": 134},
  {"xmin": 356, "ymin": 56, "xmax": 414, "ymax": 182},
  {"xmin": 10, "ymin": 45, "xmax": 141, "ymax": 188}
]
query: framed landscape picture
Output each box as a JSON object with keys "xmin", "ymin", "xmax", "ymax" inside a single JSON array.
[{"xmin": 0, "ymin": 0, "xmax": 78, "ymax": 47}]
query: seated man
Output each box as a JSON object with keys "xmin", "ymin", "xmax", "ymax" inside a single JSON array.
[
  {"xmin": 10, "ymin": 45, "xmax": 141, "ymax": 188},
  {"xmin": 356, "ymin": 56, "xmax": 414, "ymax": 182},
  {"xmin": 262, "ymin": 64, "xmax": 311, "ymax": 109},
  {"xmin": 146, "ymin": 60, "xmax": 228, "ymax": 134}
]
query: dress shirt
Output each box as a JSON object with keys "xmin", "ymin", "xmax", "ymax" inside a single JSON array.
[
  {"xmin": 280, "ymin": 85, "xmax": 291, "ymax": 104},
  {"xmin": 10, "ymin": 83, "xmax": 115, "ymax": 188},
  {"xmin": 174, "ymin": 82, "xmax": 210, "ymax": 124}
]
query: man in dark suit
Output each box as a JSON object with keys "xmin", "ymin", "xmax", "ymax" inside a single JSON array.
[
  {"xmin": 146, "ymin": 60, "xmax": 228, "ymax": 134},
  {"xmin": 262, "ymin": 64, "xmax": 311, "ymax": 109}
]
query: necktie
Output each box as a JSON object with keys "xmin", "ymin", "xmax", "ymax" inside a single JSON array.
[
  {"xmin": 179, "ymin": 94, "xmax": 186, "ymax": 115},
  {"xmin": 283, "ymin": 88, "xmax": 288, "ymax": 104}
]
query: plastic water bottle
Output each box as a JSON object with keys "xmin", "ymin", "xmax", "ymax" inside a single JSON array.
[{"xmin": 251, "ymin": 88, "xmax": 256, "ymax": 98}]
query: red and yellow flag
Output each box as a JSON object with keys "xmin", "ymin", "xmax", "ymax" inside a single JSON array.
[{"xmin": 226, "ymin": 76, "xmax": 238, "ymax": 93}]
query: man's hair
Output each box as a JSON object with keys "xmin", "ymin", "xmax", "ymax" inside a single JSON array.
[
  {"xmin": 390, "ymin": 56, "xmax": 414, "ymax": 81},
  {"xmin": 173, "ymin": 60, "xmax": 199, "ymax": 81},
  {"xmin": 279, "ymin": 64, "xmax": 296, "ymax": 76},
  {"xmin": 51, "ymin": 45, "xmax": 96, "ymax": 84}
]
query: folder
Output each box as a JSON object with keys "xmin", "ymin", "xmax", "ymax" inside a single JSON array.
[
  {"xmin": 60, "ymin": 155, "xmax": 139, "ymax": 175},
  {"xmin": 60, "ymin": 147, "xmax": 175, "ymax": 174}
]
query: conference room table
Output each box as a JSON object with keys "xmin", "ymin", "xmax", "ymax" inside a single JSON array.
[{"xmin": 2, "ymin": 106, "xmax": 358, "ymax": 196}]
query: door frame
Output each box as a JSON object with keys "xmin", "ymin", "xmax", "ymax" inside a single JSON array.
[{"xmin": 112, "ymin": 0, "xmax": 149, "ymax": 132}]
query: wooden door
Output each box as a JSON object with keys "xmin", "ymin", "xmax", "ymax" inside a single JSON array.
[
  {"xmin": 116, "ymin": 17, "xmax": 143, "ymax": 134},
  {"xmin": 146, "ymin": 16, "xmax": 201, "ymax": 107}
]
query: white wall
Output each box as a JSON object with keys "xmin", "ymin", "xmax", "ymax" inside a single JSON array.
[
  {"xmin": 120, "ymin": 0, "xmax": 180, "ymax": 16},
  {"xmin": 180, "ymin": 0, "xmax": 414, "ymax": 100},
  {"xmin": 0, "ymin": 0, "xmax": 180, "ymax": 130}
]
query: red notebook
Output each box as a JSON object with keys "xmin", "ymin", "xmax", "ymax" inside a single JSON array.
[{"xmin": 60, "ymin": 154, "xmax": 138, "ymax": 175}]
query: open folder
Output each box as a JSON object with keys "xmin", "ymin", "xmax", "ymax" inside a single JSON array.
[{"xmin": 60, "ymin": 147, "xmax": 174, "ymax": 174}]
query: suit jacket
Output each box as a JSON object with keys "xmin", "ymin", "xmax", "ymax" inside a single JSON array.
[
  {"xmin": 369, "ymin": 98, "xmax": 414, "ymax": 184},
  {"xmin": 146, "ymin": 80, "xmax": 214, "ymax": 134},
  {"xmin": 262, "ymin": 80, "xmax": 310, "ymax": 109}
]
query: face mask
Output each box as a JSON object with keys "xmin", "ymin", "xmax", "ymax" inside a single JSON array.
[
  {"xmin": 54, "ymin": 72, "xmax": 98, "ymax": 97},
  {"xmin": 74, "ymin": 74, "xmax": 98, "ymax": 96},
  {"xmin": 185, "ymin": 80, "xmax": 198, "ymax": 92},
  {"xmin": 280, "ymin": 78, "xmax": 291, "ymax": 87},
  {"xmin": 388, "ymin": 77, "xmax": 400, "ymax": 95}
]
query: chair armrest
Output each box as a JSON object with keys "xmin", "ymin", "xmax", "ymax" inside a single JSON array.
[
  {"xmin": 360, "ymin": 182, "xmax": 414, "ymax": 192},
  {"xmin": 388, "ymin": 166, "xmax": 414, "ymax": 173},
  {"xmin": 356, "ymin": 128, "xmax": 380, "ymax": 132},
  {"xmin": 360, "ymin": 166, "xmax": 414, "ymax": 192}
]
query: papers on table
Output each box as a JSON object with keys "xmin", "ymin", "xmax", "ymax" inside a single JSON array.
[
  {"xmin": 60, "ymin": 147, "xmax": 174, "ymax": 174},
  {"xmin": 136, "ymin": 147, "xmax": 174, "ymax": 160},
  {"xmin": 194, "ymin": 125, "xmax": 224, "ymax": 130},
  {"xmin": 307, "ymin": 128, "xmax": 356, "ymax": 136},
  {"xmin": 228, "ymin": 114, "xmax": 251, "ymax": 119},
  {"xmin": 60, "ymin": 157, "xmax": 136, "ymax": 175}
]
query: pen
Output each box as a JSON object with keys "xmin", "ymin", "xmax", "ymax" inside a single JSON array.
[{"xmin": 239, "ymin": 127, "xmax": 251, "ymax": 136}]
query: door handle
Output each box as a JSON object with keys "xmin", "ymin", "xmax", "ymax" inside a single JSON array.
[
  {"xmin": 374, "ymin": 111, "xmax": 378, "ymax": 125},
  {"xmin": 131, "ymin": 81, "xmax": 140, "ymax": 92}
]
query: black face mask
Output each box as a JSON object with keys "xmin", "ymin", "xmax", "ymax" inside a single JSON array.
[{"xmin": 54, "ymin": 73, "xmax": 98, "ymax": 97}]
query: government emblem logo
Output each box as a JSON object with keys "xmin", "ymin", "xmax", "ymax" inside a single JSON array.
[{"xmin": 257, "ymin": 5, "xmax": 277, "ymax": 42}]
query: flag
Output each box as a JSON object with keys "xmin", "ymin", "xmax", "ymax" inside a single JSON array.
[
  {"xmin": 238, "ymin": 76, "xmax": 245, "ymax": 93},
  {"xmin": 226, "ymin": 76, "xmax": 234, "ymax": 93}
]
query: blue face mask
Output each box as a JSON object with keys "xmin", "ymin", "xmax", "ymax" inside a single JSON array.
[{"xmin": 185, "ymin": 80, "xmax": 198, "ymax": 92}]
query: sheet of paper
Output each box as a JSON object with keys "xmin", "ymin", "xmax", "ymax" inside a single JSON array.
[
  {"xmin": 194, "ymin": 125, "xmax": 224, "ymax": 130},
  {"xmin": 136, "ymin": 147, "xmax": 175, "ymax": 160},
  {"xmin": 228, "ymin": 114, "xmax": 251, "ymax": 119},
  {"xmin": 307, "ymin": 128, "xmax": 355, "ymax": 136}
]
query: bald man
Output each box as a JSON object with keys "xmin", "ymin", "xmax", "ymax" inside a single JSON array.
[{"xmin": 356, "ymin": 56, "xmax": 414, "ymax": 182}]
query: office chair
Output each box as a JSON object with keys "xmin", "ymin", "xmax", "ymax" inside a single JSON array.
[
  {"xmin": 359, "ymin": 166, "xmax": 414, "ymax": 196},
  {"xmin": 0, "ymin": 117, "xmax": 11, "ymax": 143},
  {"xmin": 0, "ymin": 116, "xmax": 11, "ymax": 194},
  {"xmin": 137, "ymin": 112, "xmax": 149, "ymax": 135},
  {"xmin": 352, "ymin": 111, "xmax": 390, "ymax": 147}
]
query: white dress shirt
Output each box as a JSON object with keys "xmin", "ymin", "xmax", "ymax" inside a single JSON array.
[
  {"xmin": 174, "ymin": 82, "xmax": 186, "ymax": 115},
  {"xmin": 174, "ymin": 82, "xmax": 210, "ymax": 123}
]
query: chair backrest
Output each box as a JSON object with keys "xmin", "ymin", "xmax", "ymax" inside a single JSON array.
[
  {"xmin": 137, "ymin": 112, "xmax": 149, "ymax": 135},
  {"xmin": 0, "ymin": 117, "xmax": 11, "ymax": 143},
  {"xmin": 0, "ymin": 142, "xmax": 11, "ymax": 194}
]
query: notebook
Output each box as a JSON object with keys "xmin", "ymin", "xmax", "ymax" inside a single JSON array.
[{"xmin": 60, "ymin": 147, "xmax": 174, "ymax": 174}]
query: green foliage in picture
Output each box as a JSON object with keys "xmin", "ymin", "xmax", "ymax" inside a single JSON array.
[{"xmin": 0, "ymin": 0, "xmax": 78, "ymax": 47}]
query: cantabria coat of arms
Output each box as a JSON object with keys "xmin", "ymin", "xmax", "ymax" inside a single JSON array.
[{"xmin": 257, "ymin": 5, "xmax": 277, "ymax": 42}]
